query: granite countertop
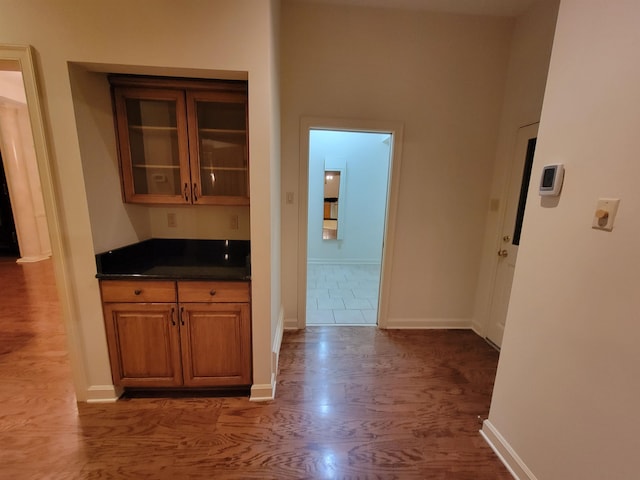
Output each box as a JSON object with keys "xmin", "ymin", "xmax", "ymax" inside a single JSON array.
[{"xmin": 95, "ymin": 238, "xmax": 251, "ymax": 281}]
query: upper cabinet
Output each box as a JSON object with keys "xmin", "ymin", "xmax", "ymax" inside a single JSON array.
[{"xmin": 110, "ymin": 76, "xmax": 249, "ymax": 205}]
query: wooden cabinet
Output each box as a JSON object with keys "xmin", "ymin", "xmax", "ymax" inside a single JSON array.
[
  {"xmin": 178, "ymin": 281, "xmax": 251, "ymax": 386},
  {"xmin": 110, "ymin": 76, "xmax": 249, "ymax": 206},
  {"xmin": 100, "ymin": 279, "xmax": 251, "ymax": 389}
]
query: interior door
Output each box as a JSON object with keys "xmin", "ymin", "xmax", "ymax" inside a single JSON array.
[{"xmin": 486, "ymin": 123, "xmax": 538, "ymax": 348}]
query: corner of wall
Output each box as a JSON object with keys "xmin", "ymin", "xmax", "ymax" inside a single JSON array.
[
  {"xmin": 480, "ymin": 419, "xmax": 538, "ymax": 480},
  {"xmin": 84, "ymin": 384, "xmax": 123, "ymax": 403},
  {"xmin": 250, "ymin": 306, "xmax": 284, "ymax": 402}
]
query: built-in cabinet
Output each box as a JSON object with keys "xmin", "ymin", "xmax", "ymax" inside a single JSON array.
[
  {"xmin": 110, "ymin": 75, "xmax": 249, "ymax": 205},
  {"xmin": 101, "ymin": 279, "xmax": 251, "ymax": 388}
]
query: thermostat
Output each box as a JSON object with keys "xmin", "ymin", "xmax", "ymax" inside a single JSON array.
[{"xmin": 539, "ymin": 164, "xmax": 564, "ymax": 196}]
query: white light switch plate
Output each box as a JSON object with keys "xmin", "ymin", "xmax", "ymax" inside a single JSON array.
[{"xmin": 592, "ymin": 198, "xmax": 620, "ymax": 231}]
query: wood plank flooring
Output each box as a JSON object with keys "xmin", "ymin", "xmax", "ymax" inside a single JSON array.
[{"xmin": 0, "ymin": 257, "xmax": 511, "ymax": 479}]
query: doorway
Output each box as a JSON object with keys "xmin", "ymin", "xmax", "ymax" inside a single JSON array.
[
  {"xmin": 0, "ymin": 45, "xmax": 88, "ymax": 400},
  {"xmin": 306, "ymin": 129, "xmax": 392, "ymax": 325},
  {"xmin": 296, "ymin": 117, "xmax": 404, "ymax": 329},
  {"xmin": 486, "ymin": 123, "xmax": 539, "ymax": 347},
  {"xmin": 0, "ymin": 152, "xmax": 19, "ymax": 256}
]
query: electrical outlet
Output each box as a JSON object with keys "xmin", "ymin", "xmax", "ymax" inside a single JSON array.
[
  {"xmin": 167, "ymin": 213, "xmax": 177, "ymax": 228},
  {"xmin": 230, "ymin": 214, "xmax": 239, "ymax": 230},
  {"xmin": 592, "ymin": 198, "xmax": 620, "ymax": 231}
]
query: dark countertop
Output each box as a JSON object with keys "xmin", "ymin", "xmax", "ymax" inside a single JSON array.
[{"xmin": 95, "ymin": 238, "xmax": 250, "ymax": 281}]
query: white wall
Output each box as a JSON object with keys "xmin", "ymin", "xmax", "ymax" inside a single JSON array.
[
  {"xmin": 0, "ymin": 0, "xmax": 280, "ymax": 401},
  {"xmin": 473, "ymin": 0, "xmax": 559, "ymax": 333},
  {"xmin": 485, "ymin": 1, "xmax": 640, "ymax": 479},
  {"xmin": 307, "ymin": 130, "xmax": 390, "ymax": 264},
  {"xmin": 281, "ymin": 1, "xmax": 514, "ymax": 327}
]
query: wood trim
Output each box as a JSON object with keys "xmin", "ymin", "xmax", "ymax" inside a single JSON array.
[
  {"xmin": 103, "ymin": 302, "xmax": 183, "ymax": 387},
  {"xmin": 112, "ymin": 86, "xmax": 191, "ymax": 204},
  {"xmin": 100, "ymin": 280, "xmax": 176, "ymax": 303},
  {"xmin": 108, "ymin": 74, "xmax": 247, "ymax": 93},
  {"xmin": 177, "ymin": 281, "xmax": 250, "ymax": 303},
  {"xmin": 186, "ymin": 89, "xmax": 250, "ymax": 205},
  {"xmin": 180, "ymin": 302, "xmax": 251, "ymax": 387}
]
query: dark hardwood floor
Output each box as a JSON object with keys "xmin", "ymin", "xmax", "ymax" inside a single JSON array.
[{"xmin": 0, "ymin": 257, "xmax": 511, "ymax": 479}]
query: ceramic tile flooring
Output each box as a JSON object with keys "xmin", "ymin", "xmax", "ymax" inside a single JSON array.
[{"xmin": 306, "ymin": 263, "xmax": 381, "ymax": 325}]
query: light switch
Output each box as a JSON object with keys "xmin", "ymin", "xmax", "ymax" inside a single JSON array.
[
  {"xmin": 286, "ymin": 192, "xmax": 294, "ymax": 204},
  {"xmin": 167, "ymin": 213, "xmax": 177, "ymax": 228},
  {"xmin": 592, "ymin": 198, "xmax": 620, "ymax": 231}
]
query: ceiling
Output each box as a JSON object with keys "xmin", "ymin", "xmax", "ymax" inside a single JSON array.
[{"xmin": 287, "ymin": 0, "xmax": 538, "ymax": 17}]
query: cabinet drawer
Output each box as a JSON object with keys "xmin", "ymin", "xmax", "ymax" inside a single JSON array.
[
  {"xmin": 178, "ymin": 281, "xmax": 250, "ymax": 303},
  {"xmin": 101, "ymin": 280, "xmax": 176, "ymax": 303}
]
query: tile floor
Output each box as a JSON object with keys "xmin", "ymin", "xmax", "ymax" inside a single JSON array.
[{"xmin": 306, "ymin": 263, "xmax": 381, "ymax": 325}]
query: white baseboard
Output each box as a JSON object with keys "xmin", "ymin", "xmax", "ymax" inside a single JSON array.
[
  {"xmin": 384, "ymin": 317, "xmax": 471, "ymax": 329},
  {"xmin": 85, "ymin": 384, "xmax": 123, "ymax": 403},
  {"xmin": 284, "ymin": 317, "xmax": 299, "ymax": 330},
  {"xmin": 481, "ymin": 420, "xmax": 537, "ymax": 480},
  {"xmin": 250, "ymin": 309, "xmax": 284, "ymax": 402},
  {"xmin": 272, "ymin": 308, "xmax": 284, "ymax": 375},
  {"xmin": 307, "ymin": 258, "xmax": 381, "ymax": 265},
  {"xmin": 16, "ymin": 253, "xmax": 51, "ymax": 264},
  {"xmin": 250, "ymin": 375, "xmax": 276, "ymax": 402},
  {"xmin": 471, "ymin": 319, "xmax": 485, "ymax": 337}
]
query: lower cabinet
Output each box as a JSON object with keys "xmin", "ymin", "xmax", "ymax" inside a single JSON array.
[{"xmin": 100, "ymin": 279, "xmax": 251, "ymax": 388}]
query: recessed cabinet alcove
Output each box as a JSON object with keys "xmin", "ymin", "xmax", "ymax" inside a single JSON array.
[{"xmin": 110, "ymin": 75, "xmax": 249, "ymax": 205}]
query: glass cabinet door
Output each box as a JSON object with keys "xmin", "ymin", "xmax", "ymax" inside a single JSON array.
[
  {"xmin": 113, "ymin": 87, "xmax": 191, "ymax": 203},
  {"xmin": 187, "ymin": 89, "xmax": 249, "ymax": 205}
]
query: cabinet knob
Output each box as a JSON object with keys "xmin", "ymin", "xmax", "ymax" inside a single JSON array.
[
  {"xmin": 209, "ymin": 289, "xmax": 216, "ymax": 296},
  {"xmin": 134, "ymin": 289, "xmax": 142, "ymax": 295}
]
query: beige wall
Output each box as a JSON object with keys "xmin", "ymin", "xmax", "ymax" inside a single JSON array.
[
  {"xmin": 485, "ymin": 1, "xmax": 640, "ymax": 478},
  {"xmin": 0, "ymin": 0, "xmax": 280, "ymax": 401},
  {"xmin": 280, "ymin": 1, "xmax": 514, "ymax": 326},
  {"xmin": 473, "ymin": 0, "xmax": 559, "ymax": 334}
]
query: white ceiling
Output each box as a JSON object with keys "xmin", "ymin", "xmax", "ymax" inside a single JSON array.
[{"xmin": 287, "ymin": 0, "xmax": 538, "ymax": 17}]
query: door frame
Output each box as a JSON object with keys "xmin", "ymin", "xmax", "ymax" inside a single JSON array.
[
  {"xmin": 484, "ymin": 122, "xmax": 539, "ymax": 347},
  {"xmin": 296, "ymin": 117, "xmax": 404, "ymax": 329},
  {"xmin": 0, "ymin": 45, "xmax": 89, "ymax": 399}
]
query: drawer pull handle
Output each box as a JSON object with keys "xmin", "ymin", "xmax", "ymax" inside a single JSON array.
[
  {"xmin": 134, "ymin": 289, "xmax": 142, "ymax": 295},
  {"xmin": 209, "ymin": 289, "xmax": 216, "ymax": 296}
]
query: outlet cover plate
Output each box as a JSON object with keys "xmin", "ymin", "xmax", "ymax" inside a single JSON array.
[{"xmin": 592, "ymin": 198, "xmax": 620, "ymax": 231}]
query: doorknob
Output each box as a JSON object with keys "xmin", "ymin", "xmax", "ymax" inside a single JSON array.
[{"xmin": 497, "ymin": 249, "xmax": 509, "ymax": 257}]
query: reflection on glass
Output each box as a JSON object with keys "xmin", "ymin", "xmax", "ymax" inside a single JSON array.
[
  {"xmin": 323, "ymin": 171, "xmax": 340, "ymax": 240},
  {"xmin": 126, "ymin": 98, "xmax": 181, "ymax": 195},
  {"xmin": 196, "ymin": 100, "xmax": 248, "ymax": 198}
]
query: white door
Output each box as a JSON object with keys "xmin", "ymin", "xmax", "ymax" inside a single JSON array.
[{"xmin": 486, "ymin": 123, "xmax": 538, "ymax": 348}]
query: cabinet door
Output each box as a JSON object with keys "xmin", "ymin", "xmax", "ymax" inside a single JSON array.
[
  {"xmin": 103, "ymin": 303, "xmax": 183, "ymax": 387},
  {"xmin": 113, "ymin": 87, "xmax": 191, "ymax": 204},
  {"xmin": 186, "ymin": 89, "xmax": 249, "ymax": 205},
  {"xmin": 179, "ymin": 303, "xmax": 251, "ymax": 386}
]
